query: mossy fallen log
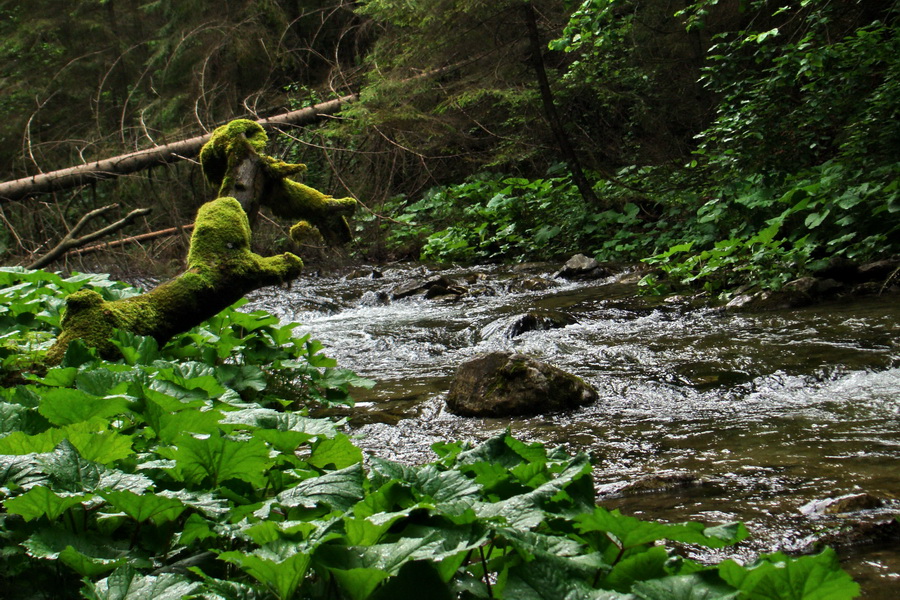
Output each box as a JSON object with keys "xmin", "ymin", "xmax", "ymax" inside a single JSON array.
[{"xmin": 46, "ymin": 120, "xmax": 357, "ymax": 363}]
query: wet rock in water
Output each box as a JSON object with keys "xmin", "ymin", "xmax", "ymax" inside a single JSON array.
[
  {"xmin": 554, "ymin": 254, "xmax": 612, "ymax": 280},
  {"xmin": 344, "ymin": 267, "xmax": 383, "ymax": 280},
  {"xmin": 507, "ymin": 276, "xmax": 558, "ymax": 293},
  {"xmin": 800, "ymin": 492, "xmax": 885, "ymax": 515},
  {"xmin": 446, "ymin": 351, "xmax": 598, "ymax": 417},
  {"xmin": 802, "ymin": 519, "xmax": 900, "ymax": 553},
  {"xmin": 358, "ymin": 290, "xmax": 390, "ymax": 307},
  {"xmin": 505, "ymin": 310, "xmax": 577, "ymax": 338},
  {"xmin": 424, "ymin": 282, "xmax": 467, "ymax": 301},
  {"xmin": 857, "ymin": 258, "xmax": 900, "ymax": 282},
  {"xmin": 390, "ymin": 275, "xmax": 452, "ymax": 300}
]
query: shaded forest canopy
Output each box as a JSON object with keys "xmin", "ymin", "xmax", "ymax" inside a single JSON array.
[{"xmin": 0, "ymin": 0, "xmax": 897, "ymax": 293}]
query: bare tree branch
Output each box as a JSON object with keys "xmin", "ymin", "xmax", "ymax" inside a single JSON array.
[{"xmin": 27, "ymin": 204, "xmax": 153, "ymax": 269}]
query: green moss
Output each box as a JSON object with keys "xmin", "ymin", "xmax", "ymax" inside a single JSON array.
[
  {"xmin": 47, "ymin": 198, "xmax": 303, "ymax": 364},
  {"xmin": 268, "ymin": 180, "xmax": 356, "ymax": 245},
  {"xmin": 199, "ymin": 119, "xmax": 272, "ymax": 192}
]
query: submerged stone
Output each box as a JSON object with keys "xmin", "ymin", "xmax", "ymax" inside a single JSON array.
[
  {"xmin": 505, "ymin": 310, "xmax": 577, "ymax": 338},
  {"xmin": 446, "ymin": 351, "xmax": 597, "ymax": 417}
]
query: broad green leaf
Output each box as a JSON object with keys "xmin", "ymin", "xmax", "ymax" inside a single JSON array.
[
  {"xmin": 101, "ymin": 490, "xmax": 186, "ymax": 525},
  {"xmin": 718, "ymin": 549, "xmax": 860, "ymax": 600},
  {"xmin": 143, "ymin": 399, "xmax": 222, "ymax": 443},
  {"xmin": 36, "ymin": 438, "xmax": 104, "ymax": 492},
  {"xmin": 4, "ymin": 486, "xmax": 90, "ymax": 521},
  {"xmin": 62, "ymin": 422, "xmax": 134, "ymax": 465},
  {"xmin": 170, "ymin": 431, "xmax": 270, "ymax": 488},
  {"xmin": 254, "ymin": 428, "xmax": 316, "ymax": 453},
  {"xmin": 216, "ymin": 363, "xmax": 268, "ymax": 392},
  {"xmin": 218, "ymin": 544, "xmax": 311, "ymax": 600},
  {"xmin": 0, "ymin": 422, "xmax": 133, "ymax": 465},
  {"xmin": 263, "ymin": 463, "xmax": 365, "ymax": 515},
  {"xmin": 177, "ymin": 513, "xmax": 217, "ymax": 546},
  {"xmin": 330, "ymin": 567, "xmax": 391, "ymax": 600},
  {"xmin": 309, "ymin": 433, "xmax": 364, "ymax": 470},
  {"xmin": 85, "ymin": 565, "xmax": 200, "ymax": 600},
  {"xmin": 343, "ymin": 512, "xmax": 408, "ymax": 546},
  {"xmin": 0, "ymin": 453, "xmax": 46, "ymax": 489},
  {"xmin": 601, "ymin": 546, "xmax": 668, "ymax": 593},
  {"xmin": 76, "ymin": 365, "xmax": 146, "ymax": 396},
  {"xmin": 220, "ymin": 408, "xmax": 339, "ymax": 437},
  {"xmin": 26, "ymin": 367, "xmax": 78, "ymax": 387},
  {"xmin": 38, "ymin": 387, "xmax": 130, "ymax": 425},
  {"xmin": 22, "ymin": 527, "xmax": 138, "ymax": 577},
  {"xmin": 110, "ymin": 330, "xmax": 160, "ymax": 365},
  {"xmin": 576, "ymin": 507, "xmax": 748, "ymax": 550},
  {"xmin": 632, "ymin": 572, "xmax": 738, "ymax": 600},
  {"xmin": 59, "ymin": 545, "xmax": 129, "ymax": 577},
  {"xmin": 505, "ymin": 556, "xmax": 633, "ymax": 600}
]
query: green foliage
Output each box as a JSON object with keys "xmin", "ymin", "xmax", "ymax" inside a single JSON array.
[
  {"xmin": 641, "ymin": 160, "xmax": 900, "ymax": 295},
  {"xmin": 388, "ymin": 170, "xmax": 679, "ymax": 265},
  {"xmin": 0, "ymin": 269, "xmax": 860, "ymax": 598}
]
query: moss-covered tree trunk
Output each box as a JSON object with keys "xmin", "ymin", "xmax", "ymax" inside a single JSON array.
[{"xmin": 46, "ymin": 120, "xmax": 356, "ymax": 364}]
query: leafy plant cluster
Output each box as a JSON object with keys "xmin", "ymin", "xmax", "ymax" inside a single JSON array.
[
  {"xmin": 0, "ymin": 268, "xmax": 862, "ymax": 599},
  {"xmin": 385, "ymin": 170, "xmax": 684, "ymax": 265}
]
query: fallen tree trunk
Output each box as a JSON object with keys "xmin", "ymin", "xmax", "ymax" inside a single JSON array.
[
  {"xmin": 0, "ymin": 95, "xmax": 356, "ymax": 203},
  {"xmin": 46, "ymin": 119, "xmax": 357, "ymax": 364}
]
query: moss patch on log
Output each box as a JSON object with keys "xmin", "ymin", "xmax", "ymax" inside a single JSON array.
[{"xmin": 46, "ymin": 197, "xmax": 302, "ymax": 363}]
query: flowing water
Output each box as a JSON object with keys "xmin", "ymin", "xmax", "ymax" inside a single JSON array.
[{"xmin": 248, "ymin": 263, "xmax": 900, "ymax": 596}]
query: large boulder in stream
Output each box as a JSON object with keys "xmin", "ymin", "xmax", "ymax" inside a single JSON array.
[{"xmin": 446, "ymin": 351, "xmax": 597, "ymax": 416}]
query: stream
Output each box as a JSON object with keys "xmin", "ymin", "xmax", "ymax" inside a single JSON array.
[{"xmin": 248, "ymin": 263, "xmax": 900, "ymax": 597}]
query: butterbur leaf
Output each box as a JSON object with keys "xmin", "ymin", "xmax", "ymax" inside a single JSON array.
[
  {"xmin": 171, "ymin": 431, "xmax": 270, "ymax": 488},
  {"xmin": 505, "ymin": 557, "xmax": 630, "ymax": 600},
  {"xmin": 37, "ymin": 387, "xmax": 130, "ymax": 425},
  {"xmin": 85, "ymin": 565, "xmax": 200, "ymax": 600},
  {"xmin": 266, "ymin": 463, "xmax": 365, "ymax": 514},
  {"xmin": 576, "ymin": 507, "xmax": 748, "ymax": 550},
  {"xmin": 101, "ymin": 490, "xmax": 186, "ymax": 525},
  {"xmin": 632, "ymin": 572, "xmax": 739, "ymax": 600},
  {"xmin": 110, "ymin": 330, "xmax": 161, "ymax": 365},
  {"xmin": 308, "ymin": 433, "xmax": 364, "ymax": 470},
  {"xmin": 22, "ymin": 528, "xmax": 137, "ymax": 577},
  {"xmin": 2, "ymin": 422, "xmax": 134, "ymax": 465},
  {"xmin": 718, "ymin": 548, "xmax": 860, "ymax": 600},
  {"xmin": 60, "ymin": 339, "xmax": 99, "ymax": 368},
  {"xmin": 143, "ymin": 400, "xmax": 222, "ymax": 444},
  {"xmin": 218, "ymin": 544, "xmax": 311, "ymax": 600},
  {"xmin": 37, "ymin": 438, "xmax": 104, "ymax": 492},
  {"xmin": 601, "ymin": 546, "xmax": 668, "ymax": 593},
  {"xmin": 330, "ymin": 567, "xmax": 391, "ymax": 600},
  {"xmin": 0, "ymin": 453, "xmax": 46, "ymax": 488},
  {"xmin": 177, "ymin": 513, "xmax": 217, "ymax": 546},
  {"xmin": 26, "ymin": 366, "xmax": 78, "ymax": 387},
  {"xmin": 4, "ymin": 486, "xmax": 90, "ymax": 521},
  {"xmin": 58, "ymin": 545, "xmax": 129, "ymax": 577}
]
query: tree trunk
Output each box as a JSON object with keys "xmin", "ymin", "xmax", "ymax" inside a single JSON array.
[
  {"xmin": 45, "ymin": 119, "xmax": 356, "ymax": 364},
  {"xmin": 522, "ymin": 1, "xmax": 600, "ymax": 207},
  {"xmin": 0, "ymin": 95, "xmax": 356, "ymax": 203}
]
